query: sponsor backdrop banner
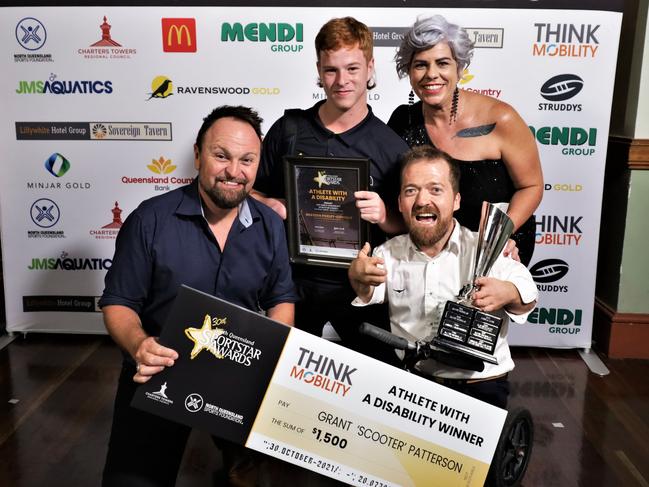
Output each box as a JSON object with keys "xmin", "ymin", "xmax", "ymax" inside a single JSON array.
[{"xmin": 0, "ymin": 6, "xmax": 622, "ymax": 349}]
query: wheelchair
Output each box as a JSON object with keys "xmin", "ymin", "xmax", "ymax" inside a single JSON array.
[{"xmin": 360, "ymin": 323, "xmax": 533, "ymax": 487}]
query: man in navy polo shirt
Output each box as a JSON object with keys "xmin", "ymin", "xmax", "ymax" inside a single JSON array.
[
  {"xmin": 252, "ymin": 17, "xmax": 408, "ymax": 356},
  {"xmin": 99, "ymin": 105, "xmax": 297, "ymax": 486}
]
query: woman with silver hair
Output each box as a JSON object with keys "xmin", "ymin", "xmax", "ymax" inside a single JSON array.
[{"xmin": 388, "ymin": 15, "xmax": 542, "ymax": 265}]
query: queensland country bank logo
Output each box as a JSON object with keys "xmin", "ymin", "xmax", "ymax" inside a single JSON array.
[
  {"xmin": 162, "ymin": 18, "xmax": 196, "ymax": 52},
  {"xmin": 532, "ymin": 23, "xmax": 599, "ymax": 58},
  {"xmin": 536, "ymin": 214, "xmax": 582, "ymax": 246},
  {"xmin": 530, "ymin": 258, "xmax": 569, "ymax": 293},
  {"xmin": 78, "ymin": 16, "xmax": 137, "ymax": 60},
  {"xmin": 90, "ymin": 202, "xmax": 124, "ymax": 240},
  {"xmin": 184, "ymin": 314, "xmax": 263, "ymax": 367},
  {"xmin": 459, "ymin": 69, "xmax": 502, "ymax": 99},
  {"xmin": 121, "ymin": 157, "xmax": 193, "ymax": 192},
  {"xmin": 221, "ymin": 22, "xmax": 304, "ymax": 53},
  {"xmin": 528, "ymin": 307, "xmax": 582, "ymax": 335},
  {"xmin": 15, "ymin": 17, "xmax": 53, "ymax": 63}
]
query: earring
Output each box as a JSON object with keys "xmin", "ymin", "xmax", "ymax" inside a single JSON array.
[
  {"xmin": 449, "ymin": 87, "xmax": 459, "ymax": 125},
  {"xmin": 367, "ymin": 77, "xmax": 376, "ymax": 90},
  {"xmin": 316, "ymin": 78, "xmax": 323, "ymax": 88},
  {"xmin": 408, "ymin": 90, "xmax": 414, "ymax": 105}
]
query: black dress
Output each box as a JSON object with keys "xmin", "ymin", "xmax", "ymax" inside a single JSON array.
[{"xmin": 388, "ymin": 102, "xmax": 536, "ymax": 266}]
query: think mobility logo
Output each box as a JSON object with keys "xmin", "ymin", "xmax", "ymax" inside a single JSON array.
[
  {"xmin": 535, "ymin": 214, "xmax": 583, "ymax": 246},
  {"xmin": 30, "ymin": 198, "xmax": 60, "ymax": 229},
  {"xmin": 221, "ymin": 22, "xmax": 304, "ymax": 53},
  {"xmin": 14, "ymin": 17, "xmax": 53, "ymax": 63},
  {"xmin": 184, "ymin": 314, "xmax": 262, "ymax": 367},
  {"xmin": 15, "ymin": 73, "xmax": 114, "ymax": 95},
  {"xmin": 532, "ymin": 23, "xmax": 599, "ymax": 58},
  {"xmin": 290, "ymin": 347, "xmax": 356, "ymax": 397},
  {"xmin": 529, "ymin": 125, "xmax": 596, "ymax": 157},
  {"xmin": 78, "ymin": 16, "xmax": 137, "ymax": 60},
  {"xmin": 527, "ymin": 307, "xmax": 582, "ymax": 335}
]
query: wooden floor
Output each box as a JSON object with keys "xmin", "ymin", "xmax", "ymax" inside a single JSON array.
[{"xmin": 1, "ymin": 333, "xmax": 648, "ymax": 487}]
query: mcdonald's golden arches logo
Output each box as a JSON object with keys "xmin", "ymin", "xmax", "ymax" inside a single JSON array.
[{"xmin": 161, "ymin": 18, "xmax": 196, "ymax": 53}]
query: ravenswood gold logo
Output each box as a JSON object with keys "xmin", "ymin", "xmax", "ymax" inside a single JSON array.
[{"xmin": 161, "ymin": 18, "xmax": 196, "ymax": 53}]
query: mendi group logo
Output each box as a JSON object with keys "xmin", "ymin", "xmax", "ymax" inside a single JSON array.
[
  {"xmin": 527, "ymin": 307, "xmax": 583, "ymax": 335},
  {"xmin": 529, "ymin": 125, "xmax": 597, "ymax": 157},
  {"xmin": 184, "ymin": 314, "xmax": 263, "ymax": 367},
  {"xmin": 15, "ymin": 73, "xmax": 113, "ymax": 95},
  {"xmin": 220, "ymin": 22, "xmax": 304, "ymax": 53}
]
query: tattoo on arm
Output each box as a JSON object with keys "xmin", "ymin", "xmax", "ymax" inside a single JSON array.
[{"xmin": 455, "ymin": 123, "xmax": 496, "ymax": 138}]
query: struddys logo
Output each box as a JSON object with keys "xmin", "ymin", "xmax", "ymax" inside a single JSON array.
[
  {"xmin": 290, "ymin": 347, "xmax": 356, "ymax": 397},
  {"xmin": 121, "ymin": 157, "xmax": 193, "ymax": 192},
  {"xmin": 147, "ymin": 75, "xmax": 280, "ymax": 99},
  {"xmin": 536, "ymin": 214, "xmax": 583, "ymax": 246},
  {"xmin": 544, "ymin": 182, "xmax": 583, "ymax": 193},
  {"xmin": 184, "ymin": 314, "xmax": 263, "ymax": 367},
  {"xmin": 145, "ymin": 382, "xmax": 174, "ymax": 406},
  {"xmin": 528, "ymin": 307, "xmax": 582, "ymax": 335},
  {"xmin": 459, "ymin": 69, "xmax": 502, "ymax": 99},
  {"xmin": 78, "ymin": 16, "xmax": 137, "ymax": 60},
  {"xmin": 90, "ymin": 202, "xmax": 124, "ymax": 240},
  {"xmin": 26, "ymin": 153, "xmax": 92, "ymax": 192},
  {"xmin": 15, "ymin": 73, "xmax": 114, "ymax": 95},
  {"xmin": 27, "ymin": 252, "xmax": 112, "ymax": 271},
  {"xmin": 530, "ymin": 258, "xmax": 569, "ymax": 293},
  {"xmin": 313, "ymin": 171, "xmax": 342, "ymax": 188},
  {"xmin": 532, "ymin": 23, "xmax": 599, "ymax": 58},
  {"xmin": 14, "ymin": 17, "xmax": 53, "ymax": 63},
  {"xmin": 529, "ymin": 126, "xmax": 597, "ymax": 157},
  {"xmin": 221, "ymin": 22, "xmax": 304, "ymax": 54},
  {"xmin": 28, "ymin": 198, "xmax": 66, "ymax": 240},
  {"xmin": 539, "ymin": 74, "xmax": 584, "ymax": 112}
]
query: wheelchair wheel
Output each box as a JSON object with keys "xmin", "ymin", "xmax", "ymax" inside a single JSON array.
[{"xmin": 486, "ymin": 407, "xmax": 533, "ymax": 487}]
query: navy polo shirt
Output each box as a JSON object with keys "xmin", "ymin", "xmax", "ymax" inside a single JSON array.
[{"xmin": 99, "ymin": 180, "xmax": 297, "ymax": 338}]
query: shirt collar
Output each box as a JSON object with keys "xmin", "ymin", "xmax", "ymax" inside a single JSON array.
[
  {"xmin": 308, "ymin": 100, "xmax": 375, "ymax": 145},
  {"xmin": 176, "ymin": 178, "xmax": 253, "ymax": 228}
]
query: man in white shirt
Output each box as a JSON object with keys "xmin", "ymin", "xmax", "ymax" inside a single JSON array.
[{"xmin": 348, "ymin": 145, "xmax": 538, "ymax": 408}]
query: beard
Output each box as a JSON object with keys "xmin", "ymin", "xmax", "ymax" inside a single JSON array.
[
  {"xmin": 408, "ymin": 204, "xmax": 454, "ymax": 250},
  {"xmin": 200, "ymin": 176, "xmax": 249, "ymax": 209}
]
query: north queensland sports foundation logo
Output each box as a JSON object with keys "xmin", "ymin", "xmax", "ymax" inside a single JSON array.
[
  {"xmin": 529, "ymin": 125, "xmax": 597, "ymax": 157},
  {"xmin": 162, "ymin": 18, "xmax": 196, "ymax": 52},
  {"xmin": 185, "ymin": 393, "xmax": 203, "ymax": 412},
  {"xmin": 28, "ymin": 198, "xmax": 65, "ymax": 239},
  {"xmin": 532, "ymin": 23, "xmax": 599, "ymax": 58},
  {"xmin": 15, "ymin": 17, "xmax": 53, "ymax": 63},
  {"xmin": 78, "ymin": 16, "xmax": 137, "ymax": 59},
  {"xmin": 539, "ymin": 74, "xmax": 583, "ymax": 112},
  {"xmin": 527, "ymin": 307, "xmax": 582, "ymax": 335},
  {"xmin": 184, "ymin": 315, "xmax": 263, "ymax": 367},
  {"xmin": 221, "ymin": 22, "xmax": 304, "ymax": 53},
  {"xmin": 535, "ymin": 214, "xmax": 583, "ymax": 246},
  {"xmin": 529, "ymin": 258, "xmax": 569, "ymax": 293}
]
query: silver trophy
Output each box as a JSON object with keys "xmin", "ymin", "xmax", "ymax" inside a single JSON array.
[{"xmin": 433, "ymin": 202, "xmax": 514, "ymax": 364}]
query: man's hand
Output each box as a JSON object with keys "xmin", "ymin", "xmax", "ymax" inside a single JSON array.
[
  {"xmin": 354, "ymin": 191, "xmax": 386, "ymax": 225},
  {"xmin": 502, "ymin": 239, "xmax": 520, "ymax": 262},
  {"xmin": 250, "ymin": 191, "xmax": 287, "ymax": 219},
  {"xmin": 348, "ymin": 242, "xmax": 386, "ymax": 303},
  {"xmin": 132, "ymin": 337, "xmax": 179, "ymax": 384}
]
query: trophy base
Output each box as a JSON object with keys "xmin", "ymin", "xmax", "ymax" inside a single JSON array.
[{"xmin": 432, "ymin": 336, "xmax": 499, "ymax": 365}]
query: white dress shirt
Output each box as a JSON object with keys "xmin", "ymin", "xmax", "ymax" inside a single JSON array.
[{"xmin": 353, "ymin": 220, "xmax": 538, "ymax": 380}]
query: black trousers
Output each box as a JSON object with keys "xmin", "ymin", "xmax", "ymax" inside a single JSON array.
[{"xmin": 436, "ymin": 376, "xmax": 510, "ymax": 410}]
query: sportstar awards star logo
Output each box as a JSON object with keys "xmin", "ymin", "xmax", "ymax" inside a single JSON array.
[{"xmin": 184, "ymin": 314, "xmax": 262, "ymax": 366}]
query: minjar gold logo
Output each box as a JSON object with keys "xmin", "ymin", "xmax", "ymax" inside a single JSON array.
[
  {"xmin": 162, "ymin": 18, "xmax": 196, "ymax": 53},
  {"xmin": 184, "ymin": 314, "xmax": 262, "ymax": 366}
]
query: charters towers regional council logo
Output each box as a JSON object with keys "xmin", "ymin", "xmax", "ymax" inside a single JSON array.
[
  {"xmin": 147, "ymin": 76, "xmax": 173, "ymax": 100},
  {"xmin": 162, "ymin": 18, "xmax": 196, "ymax": 52},
  {"xmin": 78, "ymin": 16, "xmax": 137, "ymax": 59}
]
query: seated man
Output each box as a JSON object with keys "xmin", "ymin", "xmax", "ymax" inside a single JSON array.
[{"xmin": 348, "ymin": 145, "xmax": 538, "ymax": 409}]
